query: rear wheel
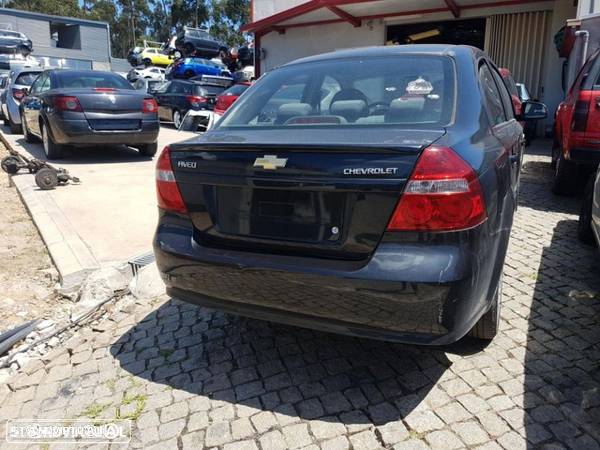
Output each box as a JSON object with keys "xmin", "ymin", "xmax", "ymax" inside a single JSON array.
[
  {"xmin": 172, "ymin": 110, "xmax": 182, "ymax": 129},
  {"xmin": 552, "ymin": 153, "xmax": 577, "ymax": 195},
  {"xmin": 578, "ymin": 176, "xmax": 596, "ymax": 244},
  {"xmin": 143, "ymin": 58, "xmax": 152, "ymax": 67},
  {"xmin": 21, "ymin": 114, "xmax": 35, "ymax": 143},
  {"xmin": 469, "ymin": 275, "xmax": 502, "ymax": 340},
  {"xmin": 8, "ymin": 113, "xmax": 21, "ymax": 134},
  {"xmin": 41, "ymin": 122, "xmax": 63, "ymax": 160},
  {"xmin": 138, "ymin": 142, "xmax": 158, "ymax": 157}
]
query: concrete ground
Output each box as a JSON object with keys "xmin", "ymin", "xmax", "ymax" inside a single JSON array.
[
  {"xmin": 0, "ymin": 125, "xmax": 195, "ymax": 286},
  {"xmin": 0, "ymin": 141, "xmax": 598, "ymax": 449}
]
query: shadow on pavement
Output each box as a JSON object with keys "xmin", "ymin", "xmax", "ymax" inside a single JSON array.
[{"xmin": 110, "ymin": 303, "xmax": 458, "ymax": 426}]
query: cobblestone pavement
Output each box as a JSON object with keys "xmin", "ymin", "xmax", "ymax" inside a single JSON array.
[{"xmin": 1, "ymin": 144, "xmax": 599, "ymax": 450}]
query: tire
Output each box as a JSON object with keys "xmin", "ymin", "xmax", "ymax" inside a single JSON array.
[
  {"xmin": 21, "ymin": 114, "xmax": 35, "ymax": 143},
  {"xmin": 1, "ymin": 155, "xmax": 20, "ymax": 174},
  {"xmin": 35, "ymin": 168, "xmax": 59, "ymax": 190},
  {"xmin": 469, "ymin": 275, "xmax": 502, "ymax": 340},
  {"xmin": 578, "ymin": 176, "xmax": 596, "ymax": 244},
  {"xmin": 172, "ymin": 110, "xmax": 182, "ymax": 129},
  {"xmin": 41, "ymin": 122, "xmax": 63, "ymax": 160},
  {"xmin": 138, "ymin": 142, "xmax": 158, "ymax": 157},
  {"xmin": 8, "ymin": 113, "xmax": 22, "ymax": 134},
  {"xmin": 552, "ymin": 153, "xmax": 577, "ymax": 195},
  {"xmin": 143, "ymin": 58, "xmax": 152, "ymax": 68}
]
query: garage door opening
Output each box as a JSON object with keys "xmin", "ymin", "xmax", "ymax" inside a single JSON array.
[{"xmin": 386, "ymin": 18, "xmax": 487, "ymax": 49}]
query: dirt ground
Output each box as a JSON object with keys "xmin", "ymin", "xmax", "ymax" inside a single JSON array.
[{"xmin": 0, "ymin": 143, "xmax": 68, "ymax": 332}]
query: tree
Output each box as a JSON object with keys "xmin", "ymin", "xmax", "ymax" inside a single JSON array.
[{"xmin": 6, "ymin": 0, "xmax": 81, "ymax": 17}]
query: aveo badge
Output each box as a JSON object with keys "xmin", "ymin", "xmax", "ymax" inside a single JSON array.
[{"xmin": 253, "ymin": 155, "xmax": 287, "ymax": 170}]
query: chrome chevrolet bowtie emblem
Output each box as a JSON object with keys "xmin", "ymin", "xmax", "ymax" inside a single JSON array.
[{"xmin": 253, "ymin": 154, "xmax": 287, "ymax": 170}]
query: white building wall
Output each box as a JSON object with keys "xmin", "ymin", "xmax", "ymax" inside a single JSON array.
[
  {"xmin": 577, "ymin": 0, "xmax": 600, "ymax": 17},
  {"xmin": 261, "ymin": 21, "xmax": 385, "ymax": 72},
  {"xmin": 253, "ymin": 0, "xmax": 305, "ymax": 21}
]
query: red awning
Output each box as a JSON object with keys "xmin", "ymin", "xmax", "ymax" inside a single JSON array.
[{"xmin": 243, "ymin": 0, "xmax": 548, "ymax": 35}]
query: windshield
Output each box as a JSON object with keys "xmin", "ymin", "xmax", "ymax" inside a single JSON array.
[
  {"xmin": 55, "ymin": 72, "xmax": 134, "ymax": 89},
  {"xmin": 218, "ymin": 55, "xmax": 455, "ymax": 129}
]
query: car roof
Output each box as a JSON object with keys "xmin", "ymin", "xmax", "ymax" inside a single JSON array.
[{"xmin": 282, "ymin": 44, "xmax": 483, "ymax": 68}]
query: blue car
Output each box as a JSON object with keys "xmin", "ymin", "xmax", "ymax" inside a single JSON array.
[
  {"xmin": 153, "ymin": 45, "xmax": 547, "ymax": 345},
  {"xmin": 166, "ymin": 57, "xmax": 230, "ymax": 80}
]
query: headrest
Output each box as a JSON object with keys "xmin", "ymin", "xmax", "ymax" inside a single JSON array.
[
  {"xmin": 276, "ymin": 103, "xmax": 312, "ymax": 124},
  {"xmin": 330, "ymin": 99, "xmax": 368, "ymax": 122}
]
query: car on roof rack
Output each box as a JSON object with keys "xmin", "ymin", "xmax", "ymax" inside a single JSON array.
[
  {"xmin": 166, "ymin": 57, "xmax": 230, "ymax": 80},
  {"xmin": 174, "ymin": 26, "xmax": 222, "ymax": 58},
  {"xmin": 0, "ymin": 29, "xmax": 32, "ymax": 56}
]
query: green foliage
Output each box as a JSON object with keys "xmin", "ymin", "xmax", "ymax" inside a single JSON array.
[{"xmin": 6, "ymin": 0, "xmax": 251, "ymax": 58}]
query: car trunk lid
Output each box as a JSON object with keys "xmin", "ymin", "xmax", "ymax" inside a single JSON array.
[
  {"xmin": 61, "ymin": 89, "xmax": 147, "ymax": 131},
  {"xmin": 169, "ymin": 128, "xmax": 445, "ymax": 259}
]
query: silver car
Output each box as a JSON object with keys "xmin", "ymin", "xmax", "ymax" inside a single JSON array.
[
  {"xmin": 1, "ymin": 66, "xmax": 42, "ymax": 133},
  {"xmin": 0, "ymin": 73, "xmax": 9, "ymax": 120}
]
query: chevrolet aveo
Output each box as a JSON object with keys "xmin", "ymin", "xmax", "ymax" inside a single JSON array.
[{"xmin": 153, "ymin": 45, "xmax": 547, "ymax": 345}]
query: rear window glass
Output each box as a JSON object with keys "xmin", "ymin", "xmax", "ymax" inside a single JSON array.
[
  {"xmin": 223, "ymin": 84, "xmax": 249, "ymax": 96},
  {"xmin": 218, "ymin": 55, "xmax": 455, "ymax": 128},
  {"xmin": 0, "ymin": 31, "xmax": 22, "ymax": 38},
  {"xmin": 194, "ymin": 85, "xmax": 225, "ymax": 96},
  {"xmin": 15, "ymin": 72, "xmax": 40, "ymax": 86},
  {"xmin": 55, "ymin": 72, "xmax": 133, "ymax": 90}
]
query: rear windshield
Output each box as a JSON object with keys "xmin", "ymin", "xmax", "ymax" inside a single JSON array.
[
  {"xmin": 223, "ymin": 84, "xmax": 249, "ymax": 96},
  {"xmin": 218, "ymin": 55, "xmax": 455, "ymax": 129},
  {"xmin": 0, "ymin": 31, "xmax": 22, "ymax": 38},
  {"xmin": 194, "ymin": 85, "xmax": 225, "ymax": 96},
  {"xmin": 15, "ymin": 72, "xmax": 40, "ymax": 86},
  {"xmin": 55, "ymin": 72, "xmax": 133, "ymax": 90}
]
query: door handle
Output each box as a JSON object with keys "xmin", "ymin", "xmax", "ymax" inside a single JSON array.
[{"xmin": 509, "ymin": 154, "xmax": 520, "ymax": 165}]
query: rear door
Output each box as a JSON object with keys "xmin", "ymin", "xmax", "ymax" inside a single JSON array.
[
  {"xmin": 155, "ymin": 81, "xmax": 173, "ymax": 120},
  {"xmin": 479, "ymin": 61, "xmax": 522, "ymax": 202},
  {"xmin": 583, "ymin": 55, "xmax": 600, "ymax": 146},
  {"xmin": 21, "ymin": 72, "xmax": 45, "ymax": 133}
]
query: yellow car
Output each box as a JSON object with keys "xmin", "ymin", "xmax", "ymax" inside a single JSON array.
[{"xmin": 138, "ymin": 48, "xmax": 173, "ymax": 67}]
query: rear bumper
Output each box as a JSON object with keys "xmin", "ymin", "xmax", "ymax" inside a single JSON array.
[
  {"xmin": 154, "ymin": 214, "xmax": 498, "ymax": 345},
  {"xmin": 48, "ymin": 117, "xmax": 159, "ymax": 146},
  {"xmin": 569, "ymin": 147, "xmax": 600, "ymax": 166}
]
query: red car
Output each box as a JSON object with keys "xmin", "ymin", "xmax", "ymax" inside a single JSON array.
[
  {"xmin": 553, "ymin": 49, "xmax": 600, "ymax": 194},
  {"xmin": 214, "ymin": 82, "xmax": 250, "ymax": 115}
]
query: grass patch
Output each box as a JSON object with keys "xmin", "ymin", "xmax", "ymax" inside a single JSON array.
[
  {"xmin": 159, "ymin": 349, "xmax": 174, "ymax": 358},
  {"xmin": 81, "ymin": 402, "xmax": 112, "ymax": 420},
  {"xmin": 407, "ymin": 429, "xmax": 426, "ymax": 440},
  {"xmin": 115, "ymin": 393, "xmax": 147, "ymax": 421}
]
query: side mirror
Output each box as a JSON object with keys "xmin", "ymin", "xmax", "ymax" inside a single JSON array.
[
  {"xmin": 21, "ymin": 87, "xmax": 29, "ymax": 96},
  {"xmin": 519, "ymin": 100, "xmax": 547, "ymax": 121}
]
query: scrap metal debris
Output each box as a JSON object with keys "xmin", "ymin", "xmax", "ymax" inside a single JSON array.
[{"xmin": 1, "ymin": 146, "xmax": 80, "ymax": 190}]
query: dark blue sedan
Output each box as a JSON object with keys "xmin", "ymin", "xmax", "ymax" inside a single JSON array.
[{"xmin": 153, "ymin": 45, "xmax": 547, "ymax": 345}]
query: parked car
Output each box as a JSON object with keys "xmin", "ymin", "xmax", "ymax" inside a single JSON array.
[
  {"xmin": 155, "ymin": 78, "xmax": 229, "ymax": 128},
  {"xmin": 579, "ymin": 168, "xmax": 600, "ymax": 247},
  {"xmin": 1, "ymin": 66, "xmax": 42, "ymax": 133},
  {"xmin": 19, "ymin": 69, "xmax": 159, "ymax": 159},
  {"xmin": 0, "ymin": 73, "xmax": 9, "ymax": 119},
  {"xmin": 174, "ymin": 27, "xmax": 221, "ymax": 58},
  {"xmin": 553, "ymin": 49, "xmax": 600, "ymax": 195},
  {"xmin": 153, "ymin": 45, "xmax": 547, "ymax": 345},
  {"xmin": 127, "ymin": 66, "xmax": 165, "ymax": 82},
  {"xmin": 127, "ymin": 46, "xmax": 173, "ymax": 67},
  {"xmin": 133, "ymin": 78, "xmax": 165, "ymax": 95},
  {"xmin": 0, "ymin": 29, "xmax": 32, "ymax": 55},
  {"xmin": 166, "ymin": 57, "xmax": 230, "ymax": 80},
  {"xmin": 214, "ymin": 82, "xmax": 251, "ymax": 115}
]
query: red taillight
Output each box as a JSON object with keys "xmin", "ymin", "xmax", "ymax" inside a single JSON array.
[
  {"xmin": 94, "ymin": 87, "xmax": 116, "ymax": 92},
  {"xmin": 572, "ymin": 91, "xmax": 592, "ymax": 132},
  {"xmin": 186, "ymin": 95, "xmax": 207, "ymax": 107},
  {"xmin": 156, "ymin": 146, "xmax": 187, "ymax": 214},
  {"xmin": 12, "ymin": 88, "xmax": 25, "ymax": 100},
  {"xmin": 387, "ymin": 146, "xmax": 487, "ymax": 232},
  {"xmin": 142, "ymin": 98, "xmax": 158, "ymax": 113},
  {"xmin": 54, "ymin": 95, "xmax": 83, "ymax": 112}
]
